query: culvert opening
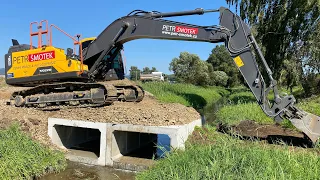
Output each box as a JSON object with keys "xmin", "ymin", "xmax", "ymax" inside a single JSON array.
[
  {"xmin": 53, "ymin": 125, "xmax": 101, "ymax": 158},
  {"xmin": 113, "ymin": 131, "xmax": 171, "ymax": 160}
]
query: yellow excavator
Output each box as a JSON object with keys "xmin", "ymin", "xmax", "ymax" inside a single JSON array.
[
  {"xmin": 5, "ymin": 20, "xmax": 144, "ymax": 109},
  {"xmin": 4, "ymin": 7, "xmax": 320, "ymax": 144}
]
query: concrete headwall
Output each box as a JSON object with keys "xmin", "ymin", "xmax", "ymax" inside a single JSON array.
[{"xmin": 48, "ymin": 118, "xmax": 203, "ymax": 168}]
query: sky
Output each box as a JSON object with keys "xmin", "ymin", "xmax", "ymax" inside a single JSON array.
[{"xmin": 0, "ymin": 0, "xmax": 238, "ymax": 75}]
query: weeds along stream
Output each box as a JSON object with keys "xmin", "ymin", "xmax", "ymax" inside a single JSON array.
[
  {"xmin": 136, "ymin": 83, "xmax": 320, "ymax": 180},
  {"xmin": 201, "ymin": 87, "xmax": 313, "ymax": 148},
  {"xmin": 0, "ymin": 124, "xmax": 66, "ymax": 179}
]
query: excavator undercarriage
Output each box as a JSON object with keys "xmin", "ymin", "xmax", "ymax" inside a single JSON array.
[
  {"xmin": 11, "ymin": 82, "xmax": 144, "ymax": 110},
  {"xmin": 5, "ymin": 6, "xmax": 320, "ymax": 144}
]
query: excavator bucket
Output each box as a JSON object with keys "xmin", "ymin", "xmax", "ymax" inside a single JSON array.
[{"xmin": 288, "ymin": 109, "xmax": 320, "ymax": 143}]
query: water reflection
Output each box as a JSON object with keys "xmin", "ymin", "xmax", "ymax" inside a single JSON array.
[{"xmin": 156, "ymin": 134, "xmax": 171, "ymax": 158}]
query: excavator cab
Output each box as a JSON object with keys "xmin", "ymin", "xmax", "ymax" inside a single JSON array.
[{"xmin": 79, "ymin": 37, "xmax": 96, "ymax": 52}]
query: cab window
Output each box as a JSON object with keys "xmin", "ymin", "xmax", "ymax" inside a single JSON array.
[{"xmin": 81, "ymin": 40, "xmax": 93, "ymax": 50}]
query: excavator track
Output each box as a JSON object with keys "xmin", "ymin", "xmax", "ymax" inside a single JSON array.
[{"xmin": 8, "ymin": 82, "xmax": 145, "ymax": 110}]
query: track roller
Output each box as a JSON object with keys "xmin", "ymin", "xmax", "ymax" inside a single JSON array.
[{"xmin": 8, "ymin": 82, "xmax": 145, "ymax": 110}]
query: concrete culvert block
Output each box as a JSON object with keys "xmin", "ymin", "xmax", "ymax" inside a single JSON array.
[
  {"xmin": 47, "ymin": 117, "xmax": 202, "ymax": 170},
  {"xmin": 48, "ymin": 118, "xmax": 107, "ymax": 166}
]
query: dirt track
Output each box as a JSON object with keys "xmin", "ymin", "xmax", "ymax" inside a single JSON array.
[{"xmin": 0, "ymin": 78, "xmax": 200, "ymax": 147}]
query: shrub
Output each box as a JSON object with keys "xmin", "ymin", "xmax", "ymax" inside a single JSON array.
[{"xmin": 212, "ymin": 71, "xmax": 228, "ymax": 87}]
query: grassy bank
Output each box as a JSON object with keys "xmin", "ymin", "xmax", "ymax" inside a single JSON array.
[
  {"xmin": 137, "ymin": 81, "xmax": 320, "ymax": 180},
  {"xmin": 0, "ymin": 123, "xmax": 66, "ymax": 179},
  {"xmin": 214, "ymin": 88, "xmax": 320, "ymax": 127},
  {"xmin": 139, "ymin": 82, "xmax": 293, "ymax": 126},
  {"xmin": 139, "ymin": 81, "xmax": 229, "ymax": 110},
  {"xmin": 140, "ymin": 81, "xmax": 320, "ymax": 127},
  {"xmin": 136, "ymin": 127, "xmax": 320, "ymax": 180}
]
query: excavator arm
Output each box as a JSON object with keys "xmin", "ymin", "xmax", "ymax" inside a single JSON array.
[{"xmin": 82, "ymin": 7, "xmax": 320, "ymax": 143}]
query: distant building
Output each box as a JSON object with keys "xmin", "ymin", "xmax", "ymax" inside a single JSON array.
[{"xmin": 140, "ymin": 72, "xmax": 164, "ymax": 82}]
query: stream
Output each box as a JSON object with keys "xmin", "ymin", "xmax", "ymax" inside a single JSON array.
[
  {"xmin": 41, "ymin": 161, "xmax": 136, "ymax": 180},
  {"xmin": 40, "ymin": 133, "xmax": 172, "ymax": 180}
]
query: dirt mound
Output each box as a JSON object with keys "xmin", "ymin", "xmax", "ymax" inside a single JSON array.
[
  {"xmin": 218, "ymin": 120, "xmax": 312, "ymax": 147},
  {"xmin": 50, "ymin": 98, "xmax": 199, "ymax": 126},
  {"xmin": 100, "ymin": 78, "xmax": 137, "ymax": 86},
  {"xmin": 232, "ymin": 120, "xmax": 304, "ymax": 139},
  {"xmin": 0, "ymin": 79, "xmax": 200, "ymax": 148}
]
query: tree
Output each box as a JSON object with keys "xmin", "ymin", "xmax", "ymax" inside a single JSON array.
[
  {"xmin": 299, "ymin": 22, "xmax": 320, "ymax": 96},
  {"xmin": 279, "ymin": 59, "xmax": 301, "ymax": 93},
  {"xmin": 129, "ymin": 66, "xmax": 141, "ymax": 80},
  {"xmin": 169, "ymin": 52, "xmax": 212, "ymax": 86},
  {"xmin": 225, "ymin": 0, "xmax": 320, "ymax": 82},
  {"xmin": 303, "ymin": 20, "xmax": 320, "ymax": 73},
  {"xmin": 212, "ymin": 71, "xmax": 229, "ymax": 87},
  {"xmin": 142, "ymin": 67, "xmax": 151, "ymax": 74},
  {"xmin": 166, "ymin": 74, "xmax": 176, "ymax": 82},
  {"xmin": 207, "ymin": 45, "xmax": 241, "ymax": 87},
  {"xmin": 142, "ymin": 66, "xmax": 158, "ymax": 74},
  {"xmin": 151, "ymin": 67, "xmax": 157, "ymax": 72}
]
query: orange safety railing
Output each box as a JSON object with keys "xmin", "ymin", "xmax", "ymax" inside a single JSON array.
[
  {"xmin": 30, "ymin": 20, "xmax": 49, "ymax": 49},
  {"xmin": 49, "ymin": 24, "xmax": 83, "ymax": 75},
  {"xmin": 29, "ymin": 20, "xmax": 84, "ymax": 75}
]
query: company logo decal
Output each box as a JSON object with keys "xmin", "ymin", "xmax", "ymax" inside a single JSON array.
[
  {"xmin": 162, "ymin": 25, "xmax": 198, "ymax": 38},
  {"xmin": 39, "ymin": 68, "xmax": 52, "ymax": 73},
  {"xmin": 28, "ymin": 51, "xmax": 55, "ymax": 62}
]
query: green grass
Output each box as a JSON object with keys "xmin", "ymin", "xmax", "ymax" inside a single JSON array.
[
  {"xmin": 213, "ymin": 88, "xmax": 309, "ymax": 128},
  {"xmin": 296, "ymin": 96, "xmax": 320, "ymax": 116},
  {"xmin": 139, "ymin": 82, "xmax": 300, "ymax": 127},
  {"xmin": 0, "ymin": 123, "xmax": 66, "ymax": 180},
  {"xmin": 139, "ymin": 81, "xmax": 229, "ymax": 110},
  {"xmin": 136, "ymin": 82, "xmax": 320, "ymax": 179},
  {"xmin": 140, "ymin": 82, "xmax": 319, "ymax": 127},
  {"xmin": 136, "ymin": 127, "xmax": 320, "ymax": 180},
  {"xmin": 215, "ymin": 102, "xmax": 274, "ymax": 125}
]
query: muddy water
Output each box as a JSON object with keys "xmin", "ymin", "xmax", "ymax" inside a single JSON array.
[{"xmin": 41, "ymin": 161, "xmax": 136, "ymax": 180}]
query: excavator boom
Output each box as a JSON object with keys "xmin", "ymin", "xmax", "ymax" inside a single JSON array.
[{"xmin": 80, "ymin": 7, "xmax": 320, "ymax": 143}]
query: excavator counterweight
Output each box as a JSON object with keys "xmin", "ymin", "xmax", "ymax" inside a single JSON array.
[{"xmin": 5, "ymin": 6, "xmax": 320, "ymax": 143}]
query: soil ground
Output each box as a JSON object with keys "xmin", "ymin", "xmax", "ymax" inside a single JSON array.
[
  {"xmin": 217, "ymin": 120, "xmax": 312, "ymax": 147},
  {"xmin": 189, "ymin": 120, "xmax": 311, "ymax": 148},
  {"xmin": 0, "ymin": 78, "xmax": 200, "ymax": 147},
  {"xmin": 230, "ymin": 120, "xmax": 304, "ymax": 139}
]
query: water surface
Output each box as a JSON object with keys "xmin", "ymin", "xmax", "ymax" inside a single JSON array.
[{"xmin": 41, "ymin": 161, "xmax": 135, "ymax": 180}]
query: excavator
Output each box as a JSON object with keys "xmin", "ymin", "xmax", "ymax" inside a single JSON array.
[{"xmin": 4, "ymin": 7, "xmax": 320, "ymax": 144}]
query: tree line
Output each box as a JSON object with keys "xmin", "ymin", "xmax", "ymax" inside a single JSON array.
[
  {"xmin": 169, "ymin": 46, "xmax": 240, "ymax": 87},
  {"xmin": 170, "ymin": 0, "xmax": 320, "ymax": 97},
  {"xmin": 129, "ymin": 0, "xmax": 319, "ymax": 97},
  {"xmin": 223, "ymin": 0, "xmax": 319, "ymax": 97}
]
